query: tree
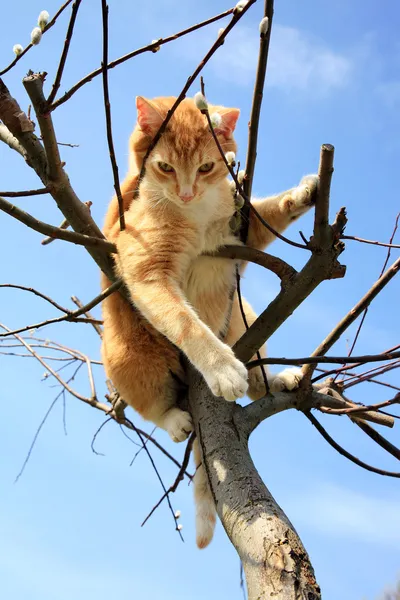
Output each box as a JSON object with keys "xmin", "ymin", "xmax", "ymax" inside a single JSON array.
[{"xmin": 1, "ymin": 1, "xmax": 399, "ymax": 598}]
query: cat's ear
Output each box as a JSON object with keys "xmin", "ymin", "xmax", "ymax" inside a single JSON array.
[
  {"xmin": 136, "ymin": 96, "xmax": 164, "ymax": 136},
  {"xmin": 213, "ymin": 108, "xmax": 240, "ymax": 138}
]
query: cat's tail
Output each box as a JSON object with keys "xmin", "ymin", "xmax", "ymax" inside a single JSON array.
[{"xmin": 193, "ymin": 438, "xmax": 216, "ymax": 549}]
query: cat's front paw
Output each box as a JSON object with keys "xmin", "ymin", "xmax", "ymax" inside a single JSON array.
[
  {"xmin": 270, "ymin": 367, "xmax": 303, "ymax": 393},
  {"xmin": 203, "ymin": 351, "xmax": 249, "ymax": 402},
  {"xmin": 280, "ymin": 174, "xmax": 319, "ymax": 220},
  {"xmin": 163, "ymin": 408, "xmax": 193, "ymax": 443}
]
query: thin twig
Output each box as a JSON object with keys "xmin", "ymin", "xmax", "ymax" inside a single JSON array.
[
  {"xmin": 141, "ymin": 432, "xmax": 195, "ymax": 527},
  {"xmin": 0, "ymin": 323, "xmax": 95, "ymax": 403},
  {"xmin": 0, "ymin": 0, "xmax": 75, "ymax": 76},
  {"xmin": 318, "ymin": 393, "xmax": 400, "ymax": 417},
  {"xmin": 342, "ymin": 360, "xmax": 400, "ymax": 390},
  {"xmin": 241, "ymin": 0, "xmax": 274, "ymax": 243},
  {"xmin": 41, "ymin": 217, "xmax": 69, "ymax": 245},
  {"xmin": 125, "ymin": 418, "xmax": 184, "ymax": 540},
  {"xmin": 0, "ymin": 195, "xmax": 116, "ymax": 252},
  {"xmin": 0, "ymin": 188, "xmax": 49, "ymax": 197},
  {"xmin": 301, "ymin": 257, "xmax": 400, "ymax": 380},
  {"xmin": 0, "ymin": 280, "xmax": 120, "ymax": 338},
  {"xmin": 339, "ymin": 212, "xmax": 400, "ymax": 374},
  {"xmin": 353, "ymin": 420, "xmax": 400, "ymax": 462},
  {"xmin": 341, "ymin": 235, "xmax": 400, "ymax": 249},
  {"xmin": 306, "ymin": 411, "xmax": 400, "ymax": 478},
  {"xmin": 71, "ymin": 296, "xmax": 103, "ymax": 337},
  {"xmin": 46, "ymin": 0, "xmax": 83, "ymax": 106},
  {"xmin": 48, "ymin": 6, "xmax": 235, "ymax": 111},
  {"xmin": 91, "ymin": 417, "xmax": 113, "ymax": 456},
  {"xmin": 100, "ymin": 0, "xmax": 125, "ymax": 231},
  {"xmin": 14, "ymin": 391, "xmax": 63, "ymax": 482},
  {"xmin": 311, "ymin": 344, "xmax": 400, "ymax": 384},
  {"xmin": 247, "ymin": 350, "xmax": 400, "ymax": 369}
]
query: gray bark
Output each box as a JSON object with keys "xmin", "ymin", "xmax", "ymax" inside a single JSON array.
[{"xmin": 188, "ymin": 368, "xmax": 321, "ymax": 600}]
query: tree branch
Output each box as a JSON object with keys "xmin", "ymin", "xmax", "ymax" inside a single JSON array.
[
  {"xmin": 306, "ymin": 411, "xmax": 400, "ymax": 478},
  {"xmin": 100, "ymin": 0, "xmax": 125, "ymax": 231},
  {"xmin": 0, "ymin": 0, "xmax": 75, "ymax": 76},
  {"xmin": 48, "ymin": 6, "xmax": 235, "ymax": 111},
  {"xmin": 188, "ymin": 367, "xmax": 321, "ymax": 599},
  {"xmin": 341, "ymin": 234, "xmax": 400, "ymax": 250},
  {"xmin": 46, "ymin": 0, "xmax": 83, "ymax": 106},
  {"xmin": 0, "ymin": 280, "xmax": 120, "ymax": 338},
  {"xmin": 0, "ymin": 76, "xmax": 117, "ymax": 282},
  {"xmin": 241, "ymin": 0, "xmax": 274, "ymax": 243},
  {"xmin": 301, "ymin": 256, "xmax": 400, "ymax": 379},
  {"xmin": 233, "ymin": 145, "xmax": 347, "ymax": 364},
  {"xmin": 211, "ymin": 245, "xmax": 297, "ymax": 284},
  {"xmin": 247, "ymin": 350, "xmax": 400, "ymax": 368},
  {"xmin": 0, "ymin": 188, "xmax": 49, "ymax": 197},
  {"xmin": 0, "ymin": 195, "xmax": 116, "ymax": 252}
]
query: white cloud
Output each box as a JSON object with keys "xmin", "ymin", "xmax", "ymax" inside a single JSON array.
[
  {"xmin": 286, "ymin": 483, "xmax": 400, "ymax": 548},
  {"xmin": 210, "ymin": 24, "xmax": 352, "ymax": 94}
]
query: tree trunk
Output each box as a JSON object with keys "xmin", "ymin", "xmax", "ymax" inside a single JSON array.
[{"xmin": 188, "ymin": 368, "xmax": 321, "ymax": 599}]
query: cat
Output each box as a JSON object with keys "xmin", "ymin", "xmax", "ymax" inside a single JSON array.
[{"xmin": 101, "ymin": 95, "xmax": 318, "ymax": 548}]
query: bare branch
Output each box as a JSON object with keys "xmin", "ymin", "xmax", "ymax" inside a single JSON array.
[
  {"xmin": 233, "ymin": 146, "xmax": 346, "ymax": 363},
  {"xmin": 243, "ymin": 387, "xmax": 394, "ymax": 434},
  {"xmin": 341, "ymin": 234, "xmax": 400, "ymax": 250},
  {"xmin": 247, "ymin": 349, "xmax": 400, "ymax": 368},
  {"xmin": 71, "ymin": 296, "xmax": 103, "ymax": 337},
  {"xmin": 0, "ymin": 283, "xmax": 72, "ymax": 313},
  {"xmin": 0, "ymin": 323, "xmax": 96, "ymax": 403},
  {"xmin": 0, "ymin": 280, "xmax": 121, "ymax": 338},
  {"xmin": 100, "ymin": 0, "xmax": 125, "ymax": 231},
  {"xmin": 241, "ymin": 0, "xmax": 274, "ymax": 243},
  {"xmin": 301, "ymin": 257, "xmax": 400, "ymax": 380},
  {"xmin": 46, "ymin": 0, "xmax": 83, "ymax": 106},
  {"xmin": 0, "ymin": 188, "xmax": 49, "ymax": 197},
  {"xmin": 0, "ymin": 195, "xmax": 116, "ymax": 252},
  {"xmin": 306, "ymin": 411, "xmax": 400, "ymax": 478},
  {"xmin": 0, "ymin": 0, "xmax": 75, "ymax": 76},
  {"xmin": 0, "ymin": 76, "xmax": 117, "ymax": 282},
  {"xmin": 41, "ymin": 217, "xmax": 69, "ymax": 245},
  {"xmin": 212, "ymin": 245, "xmax": 297, "ymax": 283},
  {"xmin": 49, "ymin": 7, "xmax": 235, "ymax": 111},
  {"xmin": 141, "ymin": 432, "xmax": 195, "ymax": 527},
  {"xmin": 353, "ymin": 420, "xmax": 400, "ymax": 462}
]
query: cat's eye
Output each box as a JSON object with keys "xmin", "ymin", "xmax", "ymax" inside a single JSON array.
[
  {"xmin": 198, "ymin": 162, "xmax": 214, "ymax": 173},
  {"xmin": 158, "ymin": 162, "xmax": 174, "ymax": 173}
]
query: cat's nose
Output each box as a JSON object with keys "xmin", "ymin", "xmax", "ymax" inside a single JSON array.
[
  {"xmin": 179, "ymin": 187, "xmax": 194, "ymax": 203},
  {"xmin": 179, "ymin": 193, "xmax": 194, "ymax": 203}
]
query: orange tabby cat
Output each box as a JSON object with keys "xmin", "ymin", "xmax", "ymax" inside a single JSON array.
[{"xmin": 101, "ymin": 96, "xmax": 318, "ymax": 548}]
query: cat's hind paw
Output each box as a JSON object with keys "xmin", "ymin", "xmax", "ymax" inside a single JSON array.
[
  {"xmin": 270, "ymin": 367, "xmax": 303, "ymax": 393},
  {"xmin": 163, "ymin": 408, "xmax": 193, "ymax": 443}
]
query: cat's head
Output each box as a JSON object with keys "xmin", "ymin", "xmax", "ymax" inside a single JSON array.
[{"xmin": 130, "ymin": 96, "xmax": 239, "ymax": 208}]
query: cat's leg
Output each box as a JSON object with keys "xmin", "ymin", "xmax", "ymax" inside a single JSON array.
[
  {"xmin": 224, "ymin": 294, "xmax": 303, "ymax": 399},
  {"xmin": 102, "ymin": 293, "xmax": 193, "ymax": 443},
  {"xmin": 247, "ymin": 174, "xmax": 319, "ymax": 251},
  {"xmin": 117, "ymin": 228, "xmax": 249, "ymax": 403}
]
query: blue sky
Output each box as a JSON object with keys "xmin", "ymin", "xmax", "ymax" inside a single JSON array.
[{"xmin": 0, "ymin": 1, "xmax": 399, "ymax": 599}]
